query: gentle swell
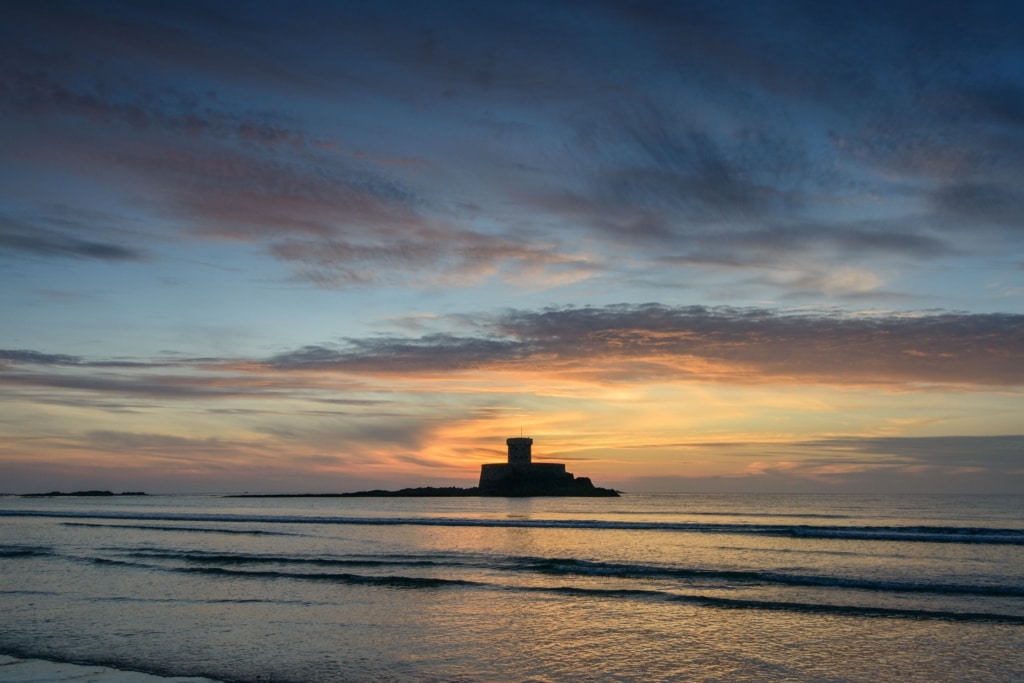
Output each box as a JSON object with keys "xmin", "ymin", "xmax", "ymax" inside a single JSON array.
[
  {"xmin": 61, "ymin": 522, "xmax": 297, "ymax": 536},
  {"xmin": 530, "ymin": 585, "xmax": 1024, "ymax": 623},
  {"xmin": 125, "ymin": 549, "xmax": 454, "ymax": 569},
  {"xmin": 89, "ymin": 557, "xmax": 478, "ymax": 589},
  {"xmin": 124, "ymin": 549, "xmax": 1024, "ymax": 598},
  {"xmin": 667, "ymin": 594, "xmax": 1024, "ymax": 624},
  {"xmin": 0, "ymin": 546, "xmax": 52, "ymax": 558},
  {"xmin": 516, "ymin": 557, "xmax": 1024, "ymax": 598},
  {"xmin": 68, "ymin": 548, "xmax": 1024, "ymax": 624},
  {"xmin": 5, "ymin": 510, "xmax": 1022, "ymax": 545},
  {"xmin": 93, "ymin": 548, "xmax": 1024, "ymax": 600},
  {"xmin": 84, "ymin": 554, "xmax": 1024, "ymax": 623}
]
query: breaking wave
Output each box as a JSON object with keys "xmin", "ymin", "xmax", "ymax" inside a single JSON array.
[{"xmin": 68, "ymin": 550, "xmax": 1024, "ymax": 625}]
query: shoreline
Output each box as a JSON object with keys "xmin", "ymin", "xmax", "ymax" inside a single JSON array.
[{"xmin": 0, "ymin": 654, "xmax": 221, "ymax": 682}]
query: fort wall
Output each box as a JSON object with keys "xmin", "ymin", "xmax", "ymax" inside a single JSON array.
[{"xmin": 479, "ymin": 462, "xmax": 568, "ymax": 489}]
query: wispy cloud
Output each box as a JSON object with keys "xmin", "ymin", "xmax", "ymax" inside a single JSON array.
[
  {"xmin": 3, "ymin": 1, "xmax": 1021, "ymax": 299},
  {"xmin": 269, "ymin": 231, "xmax": 600, "ymax": 288},
  {"xmin": 267, "ymin": 305, "xmax": 1024, "ymax": 387},
  {"xmin": 7, "ymin": 305, "xmax": 1018, "ymax": 402},
  {"xmin": 615, "ymin": 435, "xmax": 1024, "ymax": 493},
  {"xmin": 0, "ymin": 214, "xmax": 146, "ymax": 262}
]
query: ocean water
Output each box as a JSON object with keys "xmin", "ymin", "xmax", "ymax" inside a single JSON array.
[{"xmin": 0, "ymin": 493, "xmax": 1021, "ymax": 682}]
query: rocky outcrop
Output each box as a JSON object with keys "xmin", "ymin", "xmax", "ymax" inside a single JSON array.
[{"xmin": 477, "ymin": 465, "xmax": 618, "ymax": 496}]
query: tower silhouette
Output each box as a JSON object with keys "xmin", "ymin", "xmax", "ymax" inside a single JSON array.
[{"xmin": 506, "ymin": 437, "xmax": 533, "ymax": 468}]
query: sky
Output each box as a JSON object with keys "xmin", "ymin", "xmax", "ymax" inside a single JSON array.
[{"xmin": 1, "ymin": 0, "xmax": 1022, "ymax": 494}]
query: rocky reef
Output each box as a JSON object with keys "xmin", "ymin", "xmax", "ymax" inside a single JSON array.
[{"xmin": 230, "ymin": 482, "xmax": 618, "ymax": 498}]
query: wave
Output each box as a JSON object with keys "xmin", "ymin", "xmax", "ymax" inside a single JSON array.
[
  {"xmin": 664, "ymin": 594, "xmax": 1024, "ymax": 625},
  {"xmin": 84, "ymin": 554, "xmax": 1024, "ymax": 625},
  {"xmin": 6, "ymin": 509, "xmax": 1022, "ymax": 545},
  {"xmin": 61, "ymin": 522, "xmax": 298, "ymax": 536},
  {"xmin": 124, "ymin": 549, "xmax": 457, "ymax": 569},
  {"xmin": 89, "ymin": 556, "xmax": 479, "ymax": 589},
  {"xmin": 535, "ymin": 585, "xmax": 1024, "ymax": 623},
  {"xmin": 94, "ymin": 548, "xmax": 1024, "ymax": 599},
  {"xmin": 606, "ymin": 510, "xmax": 853, "ymax": 519},
  {"xmin": 516, "ymin": 557, "xmax": 1024, "ymax": 598},
  {"xmin": 0, "ymin": 545, "xmax": 52, "ymax": 558},
  {"xmin": 783, "ymin": 526, "xmax": 1024, "ymax": 543}
]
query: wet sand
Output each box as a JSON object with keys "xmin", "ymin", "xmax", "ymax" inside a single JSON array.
[{"xmin": 0, "ymin": 655, "xmax": 220, "ymax": 682}]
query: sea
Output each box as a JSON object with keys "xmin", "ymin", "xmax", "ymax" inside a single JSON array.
[{"xmin": 0, "ymin": 493, "xmax": 1022, "ymax": 682}]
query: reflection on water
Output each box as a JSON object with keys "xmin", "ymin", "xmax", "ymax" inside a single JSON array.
[{"xmin": 503, "ymin": 496, "xmax": 538, "ymax": 519}]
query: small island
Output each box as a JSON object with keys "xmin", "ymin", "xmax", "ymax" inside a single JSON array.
[
  {"xmin": 476, "ymin": 436, "xmax": 617, "ymax": 496},
  {"xmin": 232, "ymin": 437, "xmax": 619, "ymax": 498}
]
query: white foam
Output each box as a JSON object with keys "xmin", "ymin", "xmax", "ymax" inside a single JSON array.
[{"xmin": 0, "ymin": 656, "xmax": 221, "ymax": 682}]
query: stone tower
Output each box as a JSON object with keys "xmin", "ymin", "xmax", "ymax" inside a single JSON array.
[{"xmin": 506, "ymin": 437, "xmax": 533, "ymax": 468}]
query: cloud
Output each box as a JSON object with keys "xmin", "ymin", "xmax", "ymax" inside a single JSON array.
[
  {"xmin": 658, "ymin": 220, "xmax": 955, "ymax": 272},
  {"xmin": 0, "ymin": 350, "xmax": 83, "ymax": 366},
  {"xmin": 0, "ymin": 2, "xmax": 337, "ymax": 99},
  {"xmin": 963, "ymin": 83, "xmax": 1024, "ymax": 128},
  {"xmin": 2, "ymin": 6, "xmax": 435, "ymax": 260},
  {"xmin": 269, "ymin": 230, "xmax": 600, "ymax": 288},
  {"xmin": 4, "ymin": 0, "xmax": 1022, "ymax": 299},
  {"xmin": 0, "ymin": 53, "xmax": 310, "ymax": 150},
  {"xmin": 526, "ymin": 101, "xmax": 817, "ymax": 243},
  {"xmin": 806, "ymin": 435, "xmax": 1024, "ymax": 469},
  {"xmin": 930, "ymin": 182, "xmax": 1024, "ymax": 231},
  {"xmin": 0, "ymin": 362, "xmax": 347, "ymax": 402},
  {"xmin": 268, "ymin": 335, "xmax": 524, "ymax": 376},
  {"xmin": 4, "ymin": 305, "xmax": 1023, "ymax": 393},
  {"xmin": 84, "ymin": 430, "xmax": 258, "ymax": 459},
  {"xmin": 0, "ymin": 215, "xmax": 146, "ymax": 262},
  {"xmin": 267, "ymin": 305, "xmax": 1024, "ymax": 387},
  {"xmin": 0, "ymin": 349, "xmax": 173, "ymax": 370},
  {"xmin": 616, "ymin": 435, "xmax": 1024, "ymax": 494},
  {"xmin": 0, "ymin": 372, "xmax": 245, "ymax": 400}
]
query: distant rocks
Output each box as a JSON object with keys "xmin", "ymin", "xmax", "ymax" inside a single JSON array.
[
  {"xmin": 229, "ymin": 487, "xmax": 476, "ymax": 498},
  {"xmin": 21, "ymin": 490, "xmax": 147, "ymax": 497},
  {"xmin": 339, "ymin": 486, "xmax": 477, "ymax": 497}
]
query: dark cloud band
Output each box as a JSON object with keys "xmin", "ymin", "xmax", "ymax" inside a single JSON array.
[{"xmin": 268, "ymin": 305, "xmax": 1024, "ymax": 387}]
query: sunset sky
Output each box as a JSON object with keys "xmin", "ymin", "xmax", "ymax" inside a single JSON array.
[{"xmin": 2, "ymin": 0, "xmax": 1022, "ymax": 494}]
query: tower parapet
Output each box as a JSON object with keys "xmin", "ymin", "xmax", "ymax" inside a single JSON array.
[{"xmin": 506, "ymin": 437, "xmax": 533, "ymax": 468}]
